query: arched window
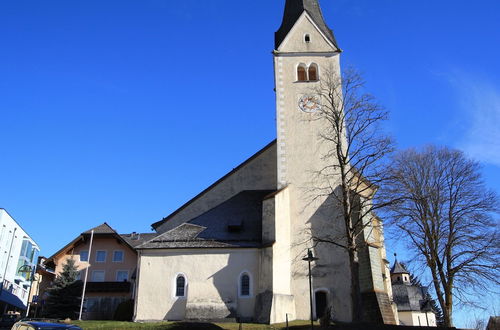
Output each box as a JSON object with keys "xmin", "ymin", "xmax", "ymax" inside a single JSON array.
[
  {"xmin": 308, "ymin": 64, "xmax": 318, "ymax": 81},
  {"xmin": 175, "ymin": 274, "xmax": 186, "ymax": 297},
  {"xmin": 239, "ymin": 272, "xmax": 251, "ymax": 297},
  {"xmin": 297, "ymin": 65, "xmax": 307, "ymax": 82},
  {"xmin": 304, "ymin": 34, "xmax": 311, "ymax": 43}
]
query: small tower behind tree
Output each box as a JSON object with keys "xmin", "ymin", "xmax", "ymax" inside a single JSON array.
[
  {"xmin": 390, "ymin": 258, "xmax": 437, "ymax": 327},
  {"xmin": 390, "ymin": 258, "xmax": 411, "ymax": 284}
]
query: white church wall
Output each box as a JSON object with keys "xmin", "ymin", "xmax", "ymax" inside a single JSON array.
[
  {"xmin": 272, "ymin": 187, "xmax": 292, "ymax": 296},
  {"xmin": 134, "ymin": 248, "xmax": 260, "ymax": 322},
  {"xmin": 155, "ymin": 143, "xmax": 277, "ymax": 234}
]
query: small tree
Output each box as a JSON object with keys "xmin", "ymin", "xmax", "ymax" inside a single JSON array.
[
  {"xmin": 382, "ymin": 146, "xmax": 500, "ymax": 327},
  {"xmin": 44, "ymin": 258, "xmax": 82, "ymax": 319},
  {"xmin": 308, "ymin": 67, "xmax": 395, "ymax": 321}
]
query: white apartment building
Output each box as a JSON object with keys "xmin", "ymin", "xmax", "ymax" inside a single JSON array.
[{"xmin": 0, "ymin": 208, "xmax": 40, "ymax": 313}]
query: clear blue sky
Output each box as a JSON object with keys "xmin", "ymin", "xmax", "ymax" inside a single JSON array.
[{"xmin": 1, "ymin": 0, "xmax": 498, "ymax": 325}]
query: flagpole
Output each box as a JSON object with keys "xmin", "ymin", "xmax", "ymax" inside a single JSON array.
[{"xmin": 78, "ymin": 230, "xmax": 94, "ymax": 320}]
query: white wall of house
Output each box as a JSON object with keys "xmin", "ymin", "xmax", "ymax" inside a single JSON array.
[
  {"xmin": 399, "ymin": 311, "xmax": 437, "ymax": 327},
  {"xmin": 134, "ymin": 248, "xmax": 260, "ymax": 322},
  {"xmin": 0, "ymin": 209, "xmax": 40, "ymax": 308}
]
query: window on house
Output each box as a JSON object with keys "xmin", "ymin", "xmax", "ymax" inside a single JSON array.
[
  {"xmin": 240, "ymin": 273, "xmax": 250, "ymax": 297},
  {"xmin": 95, "ymin": 250, "xmax": 106, "ymax": 263},
  {"xmin": 116, "ymin": 270, "xmax": 129, "ymax": 282},
  {"xmin": 80, "ymin": 250, "xmax": 89, "ymax": 262},
  {"xmin": 297, "ymin": 65, "xmax": 307, "ymax": 82},
  {"xmin": 85, "ymin": 297, "xmax": 99, "ymax": 312},
  {"xmin": 113, "ymin": 250, "xmax": 124, "ymax": 262},
  {"xmin": 91, "ymin": 270, "xmax": 105, "ymax": 282},
  {"xmin": 304, "ymin": 34, "xmax": 311, "ymax": 43},
  {"xmin": 176, "ymin": 275, "xmax": 186, "ymax": 297},
  {"xmin": 308, "ymin": 64, "xmax": 318, "ymax": 81}
]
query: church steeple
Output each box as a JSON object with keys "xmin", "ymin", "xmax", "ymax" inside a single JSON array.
[{"xmin": 275, "ymin": 0, "xmax": 339, "ymax": 50}]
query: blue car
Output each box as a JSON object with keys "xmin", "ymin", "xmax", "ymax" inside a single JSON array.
[{"xmin": 11, "ymin": 321, "xmax": 82, "ymax": 330}]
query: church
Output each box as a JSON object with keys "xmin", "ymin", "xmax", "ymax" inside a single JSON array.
[{"xmin": 133, "ymin": 0, "xmax": 397, "ymax": 324}]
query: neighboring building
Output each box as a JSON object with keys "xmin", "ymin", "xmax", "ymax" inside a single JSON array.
[
  {"xmin": 134, "ymin": 0, "xmax": 396, "ymax": 324},
  {"xmin": 44, "ymin": 223, "xmax": 154, "ymax": 320},
  {"xmin": 27, "ymin": 256, "xmax": 55, "ymax": 318},
  {"xmin": 0, "ymin": 209, "xmax": 40, "ymax": 313},
  {"xmin": 390, "ymin": 260, "xmax": 437, "ymax": 327},
  {"xmin": 487, "ymin": 316, "xmax": 499, "ymax": 330}
]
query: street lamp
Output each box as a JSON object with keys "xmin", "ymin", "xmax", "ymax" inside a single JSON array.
[
  {"xmin": 302, "ymin": 249, "xmax": 319, "ymax": 330},
  {"xmin": 18, "ymin": 264, "xmax": 36, "ymax": 317}
]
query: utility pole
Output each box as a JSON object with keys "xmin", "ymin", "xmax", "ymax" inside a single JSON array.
[{"xmin": 78, "ymin": 230, "xmax": 94, "ymax": 321}]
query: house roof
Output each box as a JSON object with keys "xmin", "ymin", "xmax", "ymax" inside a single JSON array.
[
  {"xmin": 83, "ymin": 222, "xmax": 117, "ymax": 235},
  {"xmin": 392, "ymin": 283, "xmax": 427, "ymax": 312},
  {"xmin": 151, "ymin": 140, "xmax": 276, "ymax": 230},
  {"xmin": 391, "ymin": 260, "xmax": 409, "ymax": 274},
  {"xmin": 140, "ymin": 190, "xmax": 274, "ymax": 249},
  {"xmin": 275, "ymin": 0, "xmax": 339, "ymax": 50},
  {"xmin": 46, "ymin": 222, "xmax": 148, "ymax": 264},
  {"xmin": 120, "ymin": 232, "xmax": 157, "ymax": 248}
]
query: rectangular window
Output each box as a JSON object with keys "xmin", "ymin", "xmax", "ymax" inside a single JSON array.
[
  {"xmin": 95, "ymin": 250, "xmax": 106, "ymax": 263},
  {"xmin": 116, "ymin": 270, "xmax": 128, "ymax": 282},
  {"xmin": 113, "ymin": 250, "xmax": 124, "ymax": 263},
  {"xmin": 91, "ymin": 270, "xmax": 105, "ymax": 282},
  {"xmin": 20, "ymin": 240, "xmax": 28, "ymax": 258},
  {"xmin": 80, "ymin": 250, "xmax": 89, "ymax": 262},
  {"xmin": 85, "ymin": 297, "xmax": 99, "ymax": 312}
]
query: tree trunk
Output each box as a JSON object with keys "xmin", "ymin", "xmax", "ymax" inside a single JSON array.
[
  {"xmin": 443, "ymin": 287, "xmax": 453, "ymax": 327},
  {"xmin": 348, "ymin": 245, "xmax": 362, "ymax": 322}
]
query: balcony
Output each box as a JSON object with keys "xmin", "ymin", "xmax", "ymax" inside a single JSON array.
[
  {"xmin": 86, "ymin": 281, "xmax": 131, "ymax": 293},
  {"xmin": 0, "ymin": 279, "xmax": 29, "ymax": 309}
]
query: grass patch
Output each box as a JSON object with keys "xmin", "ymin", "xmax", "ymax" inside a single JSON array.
[{"xmin": 71, "ymin": 320, "xmax": 318, "ymax": 330}]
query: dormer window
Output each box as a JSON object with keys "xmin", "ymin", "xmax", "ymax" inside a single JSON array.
[{"xmin": 304, "ymin": 34, "xmax": 311, "ymax": 43}]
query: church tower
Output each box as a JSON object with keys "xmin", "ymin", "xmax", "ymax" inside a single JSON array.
[
  {"xmin": 260, "ymin": 0, "xmax": 397, "ymax": 324},
  {"xmin": 264, "ymin": 0, "xmax": 353, "ymax": 323},
  {"xmin": 274, "ymin": 0, "xmax": 340, "ymax": 190}
]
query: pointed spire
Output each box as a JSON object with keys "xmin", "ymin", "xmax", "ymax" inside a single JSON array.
[
  {"xmin": 391, "ymin": 253, "xmax": 409, "ymax": 274},
  {"xmin": 275, "ymin": 0, "xmax": 339, "ymax": 50}
]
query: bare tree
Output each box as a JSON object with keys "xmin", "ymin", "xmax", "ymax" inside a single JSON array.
[
  {"xmin": 308, "ymin": 67, "xmax": 395, "ymax": 322},
  {"xmin": 381, "ymin": 146, "xmax": 500, "ymax": 327}
]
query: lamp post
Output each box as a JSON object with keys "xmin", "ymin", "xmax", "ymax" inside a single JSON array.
[
  {"xmin": 302, "ymin": 249, "xmax": 319, "ymax": 330},
  {"xmin": 18, "ymin": 264, "xmax": 36, "ymax": 317}
]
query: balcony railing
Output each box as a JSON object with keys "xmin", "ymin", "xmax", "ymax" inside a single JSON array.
[{"xmin": 2, "ymin": 279, "xmax": 28, "ymax": 301}]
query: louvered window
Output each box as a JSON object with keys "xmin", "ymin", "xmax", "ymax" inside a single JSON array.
[
  {"xmin": 297, "ymin": 65, "xmax": 307, "ymax": 81},
  {"xmin": 308, "ymin": 64, "xmax": 318, "ymax": 81}
]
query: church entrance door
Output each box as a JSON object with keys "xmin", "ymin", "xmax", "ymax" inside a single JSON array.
[{"xmin": 315, "ymin": 291, "xmax": 328, "ymax": 320}]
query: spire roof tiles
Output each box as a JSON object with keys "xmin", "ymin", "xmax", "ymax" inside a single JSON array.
[
  {"xmin": 391, "ymin": 260, "xmax": 409, "ymax": 274},
  {"xmin": 275, "ymin": 0, "xmax": 339, "ymax": 50}
]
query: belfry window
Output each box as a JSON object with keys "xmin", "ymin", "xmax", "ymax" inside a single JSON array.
[
  {"xmin": 297, "ymin": 65, "xmax": 307, "ymax": 82},
  {"xmin": 308, "ymin": 63, "xmax": 318, "ymax": 81},
  {"xmin": 297, "ymin": 63, "xmax": 319, "ymax": 82},
  {"xmin": 176, "ymin": 274, "xmax": 186, "ymax": 297}
]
